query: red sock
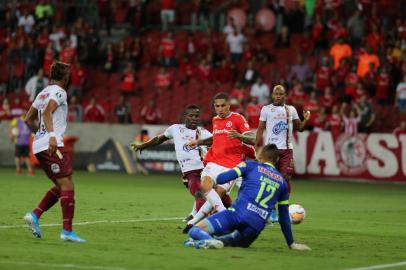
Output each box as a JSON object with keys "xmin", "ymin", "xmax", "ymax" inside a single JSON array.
[
  {"xmin": 195, "ymin": 197, "xmax": 205, "ymax": 212},
  {"xmin": 221, "ymin": 194, "xmax": 232, "ymax": 208},
  {"xmin": 33, "ymin": 186, "xmax": 60, "ymax": 218},
  {"xmin": 60, "ymin": 190, "xmax": 75, "ymax": 232}
]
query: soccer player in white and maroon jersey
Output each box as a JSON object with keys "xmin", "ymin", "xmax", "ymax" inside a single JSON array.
[
  {"xmin": 255, "ymin": 85, "xmax": 310, "ymax": 194},
  {"xmin": 23, "ymin": 62, "xmax": 85, "ymax": 242},
  {"xmin": 131, "ymin": 105, "xmax": 212, "ymax": 220},
  {"xmin": 185, "ymin": 93, "xmax": 255, "ymax": 231}
]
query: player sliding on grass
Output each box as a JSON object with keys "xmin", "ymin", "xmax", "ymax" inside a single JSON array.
[
  {"xmin": 185, "ymin": 92, "xmax": 255, "ymax": 232},
  {"xmin": 184, "ymin": 144, "xmax": 311, "ymax": 250},
  {"xmin": 23, "ymin": 62, "xmax": 85, "ymax": 242},
  {"xmin": 131, "ymin": 105, "xmax": 212, "ymax": 218}
]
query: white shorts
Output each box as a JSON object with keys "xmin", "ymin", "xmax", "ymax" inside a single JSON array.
[{"xmin": 201, "ymin": 162, "xmax": 241, "ymax": 193}]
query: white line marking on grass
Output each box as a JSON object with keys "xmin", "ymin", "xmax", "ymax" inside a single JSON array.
[
  {"xmin": 0, "ymin": 261, "xmax": 132, "ymax": 270},
  {"xmin": 344, "ymin": 261, "xmax": 406, "ymax": 270},
  {"xmin": 0, "ymin": 217, "xmax": 183, "ymax": 229}
]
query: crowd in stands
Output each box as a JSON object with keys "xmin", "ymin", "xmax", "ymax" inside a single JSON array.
[{"xmin": 0, "ymin": 0, "xmax": 406, "ymax": 136}]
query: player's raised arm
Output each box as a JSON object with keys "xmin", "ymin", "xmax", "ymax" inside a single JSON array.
[
  {"xmin": 130, "ymin": 134, "xmax": 170, "ymax": 153},
  {"xmin": 24, "ymin": 105, "xmax": 39, "ymax": 133},
  {"xmin": 216, "ymin": 161, "xmax": 249, "ymax": 184},
  {"xmin": 293, "ymin": 110, "xmax": 311, "ymax": 132}
]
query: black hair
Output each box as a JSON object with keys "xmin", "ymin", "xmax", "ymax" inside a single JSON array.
[
  {"xmin": 213, "ymin": 92, "xmax": 230, "ymax": 102},
  {"xmin": 260, "ymin": 144, "xmax": 279, "ymax": 163},
  {"xmin": 185, "ymin": 104, "xmax": 200, "ymax": 114},
  {"xmin": 50, "ymin": 61, "xmax": 70, "ymax": 81}
]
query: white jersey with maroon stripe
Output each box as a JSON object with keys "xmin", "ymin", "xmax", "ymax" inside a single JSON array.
[
  {"xmin": 259, "ymin": 104, "xmax": 299, "ymax": 150},
  {"xmin": 343, "ymin": 116, "xmax": 360, "ymax": 136},
  {"xmin": 32, "ymin": 85, "xmax": 67, "ymax": 154}
]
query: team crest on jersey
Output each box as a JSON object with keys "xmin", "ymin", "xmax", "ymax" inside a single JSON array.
[
  {"xmin": 335, "ymin": 134, "xmax": 368, "ymax": 175},
  {"xmin": 272, "ymin": 121, "xmax": 288, "ymax": 135},
  {"xmin": 38, "ymin": 93, "xmax": 50, "ymax": 101},
  {"xmin": 51, "ymin": 163, "xmax": 60, "ymax": 174},
  {"xmin": 179, "ymin": 127, "xmax": 185, "ymax": 133},
  {"xmin": 226, "ymin": 121, "xmax": 233, "ymax": 128}
]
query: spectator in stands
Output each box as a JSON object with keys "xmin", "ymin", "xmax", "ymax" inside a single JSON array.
[
  {"xmin": 357, "ymin": 46, "xmax": 380, "ymax": 78},
  {"xmin": 253, "ymin": 43, "xmax": 271, "ymax": 63},
  {"xmin": 226, "ymin": 28, "xmax": 246, "ymax": 62},
  {"xmin": 223, "ymin": 16, "xmax": 238, "ymax": 36},
  {"xmin": 131, "ymin": 37, "xmax": 143, "ymax": 70},
  {"xmin": 396, "ymin": 74, "xmax": 406, "ymax": 112},
  {"xmin": 250, "ymin": 77, "xmax": 270, "ymax": 105},
  {"xmin": 114, "ymin": 95, "xmax": 131, "ymax": 124},
  {"xmin": 275, "ymin": 26, "xmax": 290, "ymax": 48},
  {"xmin": 161, "ymin": 0, "xmax": 176, "ymax": 30},
  {"xmin": 68, "ymin": 96, "xmax": 83, "ymax": 122},
  {"xmin": 320, "ymin": 86, "xmax": 336, "ymax": 110},
  {"xmin": 155, "ymin": 67, "xmax": 172, "ymax": 91},
  {"xmin": 341, "ymin": 103, "xmax": 361, "ymax": 136},
  {"xmin": 245, "ymin": 96, "xmax": 262, "ymax": 129},
  {"xmin": 179, "ymin": 56, "xmax": 194, "ymax": 84},
  {"xmin": 84, "ymin": 98, "xmax": 105, "ymax": 123},
  {"xmin": 242, "ymin": 60, "xmax": 259, "ymax": 86},
  {"xmin": 70, "ymin": 61, "xmax": 86, "ymax": 97},
  {"xmin": 195, "ymin": 58, "xmax": 211, "ymax": 81},
  {"xmin": 35, "ymin": 0, "xmax": 54, "ymax": 26},
  {"xmin": 330, "ymin": 38, "xmax": 352, "ymax": 70},
  {"xmin": 49, "ymin": 24, "xmax": 65, "ymax": 53},
  {"xmin": 313, "ymin": 107, "xmax": 327, "ymax": 133},
  {"xmin": 230, "ymin": 81, "xmax": 246, "ymax": 105},
  {"xmin": 303, "ymin": 91, "xmax": 319, "ymax": 129},
  {"xmin": 326, "ymin": 105, "xmax": 342, "ymax": 138},
  {"xmin": 315, "ymin": 57, "xmax": 331, "ymax": 92},
  {"xmin": 269, "ymin": 0, "xmax": 285, "ymax": 34},
  {"xmin": 0, "ymin": 98, "xmax": 12, "ymax": 121},
  {"xmin": 357, "ymin": 95, "xmax": 375, "ymax": 133},
  {"xmin": 18, "ymin": 10, "xmax": 35, "ymax": 34},
  {"xmin": 121, "ymin": 62, "xmax": 136, "ymax": 96},
  {"xmin": 25, "ymin": 69, "xmax": 48, "ymax": 102},
  {"xmin": 362, "ymin": 63, "xmax": 377, "ymax": 96},
  {"xmin": 159, "ymin": 31, "xmax": 176, "ymax": 67},
  {"xmin": 104, "ymin": 43, "xmax": 115, "ymax": 72},
  {"xmin": 393, "ymin": 121, "xmax": 406, "ymax": 137},
  {"xmin": 141, "ymin": 100, "xmax": 162, "ymax": 124},
  {"xmin": 215, "ymin": 59, "xmax": 234, "ymax": 84},
  {"xmin": 347, "ymin": 10, "xmax": 366, "ymax": 48},
  {"xmin": 375, "ymin": 66, "xmax": 391, "ymax": 106},
  {"xmin": 10, "ymin": 97, "xmax": 25, "ymax": 118},
  {"xmin": 85, "ymin": 27, "xmax": 101, "ymax": 65},
  {"xmin": 287, "ymin": 55, "xmax": 312, "ymax": 86}
]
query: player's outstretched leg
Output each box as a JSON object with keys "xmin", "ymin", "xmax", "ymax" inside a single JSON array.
[
  {"xmin": 57, "ymin": 176, "xmax": 86, "ymax": 243},
  {"xmin": 201, "ymin": 176, "xmax": 225, "ymax": 212},
  {"xmin": 187, "ymin": 225, "xmax": 223, "ymax": 249},
  {"xmin": 24, "ymin": 186, "xmax": 61, "ymax": 238}
]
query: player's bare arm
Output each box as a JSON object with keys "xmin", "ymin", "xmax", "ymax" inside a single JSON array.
[
  {"xmin": 293, "ymin": 110, "xmax": 311, "ymax": 132},
  {"xmin": 43, "ymin": 99, "xmax": 59, "ymax": 156},
  {"xmin": 131, "ymin": 135, "xmax": 169, "ymax": 153},
  {"xmin": 24, "ymin": 106, "xmax": 39, "ymax": 133},
  {"xmin": 188, "ymin": 136, "xmax": 213, "ymax": 148},
  {"xmin": 255, "ymin": 121, "xmax": 266, "ymax": 148},
  {"xmin": 228, "ymin": 130, "xmax": 255, "ymax": 145}
]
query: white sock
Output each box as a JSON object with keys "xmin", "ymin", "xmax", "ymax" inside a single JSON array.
[
  {"xmin": 205, "ymin": 189, "xmax": 226, "ymax": 212},
  {"xmin": 190, "ymin": 201, "xmax": 197, "ymax": 216},
  {"xmin": 187, "ymin": 201, "xmax": 213, "ymax": 225}
]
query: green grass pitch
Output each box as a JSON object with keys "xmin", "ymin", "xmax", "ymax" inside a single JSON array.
[{"xmin": 0, "ymin": 168, "xmax": 405, "ymax": 270}]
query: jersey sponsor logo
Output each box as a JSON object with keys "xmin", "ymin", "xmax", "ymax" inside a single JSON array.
[
  {"xmin": 272, "ymin": 121, "xmax": 288, "ymax": 135},
  {"xmin": 51, "ymin": 163, "xmax": 60, "ymax": 174},
  {"xmin": 213, "ymin": 129, "xmax": 229, "ymax": 135},
  {"xmin": 258, "ymin": 166, "xmax": 283, "ymax": 181},
  {"xmin": 183, "ymin": 143, "xmax": 197, "ymax": 152},
  {"xmin": 335, "ymin": 134, "xmax": 367, "ymax": 175},
  {"xmin": 38, "ymin": 93, "xmax": 50, "ymax": 101},
  {"xmin": 226, "ymin": 121, "xmax": 233, "ymax": 128},
  {"xmin": 247, "ymin": 203, "xmax": 269, "ymax": 220}
]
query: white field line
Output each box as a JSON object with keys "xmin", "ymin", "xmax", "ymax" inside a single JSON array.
[
  {"xmin": 0, "ymin": 217, "xmax": 183, "ymax": 229},
  {"xmin": 344, "ymin": 261, "xmax": 406, "ymax": 270},
  {"xmin": 0, "ymin": 260, "xmax": 143, "ymax": 270}
]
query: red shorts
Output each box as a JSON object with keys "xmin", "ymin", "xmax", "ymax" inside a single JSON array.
[
  {"xmin": 277, "ymin": 149, "xmax": 294, "ymax": 176},
  {"xmin": 182, "ymin": 169, "xmax": 202, "ymax": 196},
  {"xmin": 35, "ymin": 147, "xmax": 72, "ymax": 182}
]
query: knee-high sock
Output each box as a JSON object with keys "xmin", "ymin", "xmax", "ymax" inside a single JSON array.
[
  {"xmin": 33, "ymin": 186, "xmax": 61, "ymax": 218},
  {"xmin": 187, "ymin": 201, "xmax": 212, "ymax": 225},
  {"xmin": 60, "ymin": 190, "xmax": 75, "ymax": 232},
  {"xmin": 215, "ymin": 231, "xmax": 243, "ymax": 247},
  {"xmin": 189, "ymin": 226, "xmax": 214, "ymax": 241},
  {"xmin": 190, "ymin": 201, "xmax": 197, "ymax": 216},
  {"xmin": 205, "ymin": 189, "xmax": 225, "ymax": 212}
]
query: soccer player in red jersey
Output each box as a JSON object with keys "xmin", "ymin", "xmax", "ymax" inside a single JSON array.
[
  {"xmin": 23, "ymin": 62, "xmax": 85, "ymax": 242},
  {"xmin": 185, "ymin": 93, "xmax": 255, "ymax": 229}
]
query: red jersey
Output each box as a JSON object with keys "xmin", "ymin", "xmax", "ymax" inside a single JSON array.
[
  {"xmin": 320, "ymin": 94, "xmax": 335, "ymax": 108},
  {"xmin": 160, "ymin": 38, "xmax": 175, "ymax": 58},
  {"xmin": 376, "ymin": 73, "xmax": 391, "ymax": 99},
  {"xmin": 70, "ymin": 65, "xmax": 85, "ymax": 86},
  {"xmin": 121, "ymin": 72, "xmax": 135, "ymax": 92},
  {"xmin": 155, "ymin": 73, "xmax": 172, "ymax": 88},
  {"xmin": 327, "ymin": 114, "xmax": 342, "ymax": 137},
  {"xmin": 316, "ymin": 66, "xmax": 331, "ymax": 91},
  {"xmin": 246, "ymin": 103, "xmax": 262, "ymax": 129},
  {"xmin": 205, "ymin": 112, "xmax": 251, "ymax": 168}
]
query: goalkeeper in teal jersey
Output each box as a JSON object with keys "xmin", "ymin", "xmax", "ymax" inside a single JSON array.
[{"xmin": 184, "ymin": 144, "xmax": 310, "ymax": 250}]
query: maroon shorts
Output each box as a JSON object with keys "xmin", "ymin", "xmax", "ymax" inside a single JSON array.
[
  {"xmin": 35, "ymin": 147, "xmax": 72, "ymax": 182},
  {"xmin": 182, "ymin": 169, "xmax": 202, "ymax": 196},
  {"xmin": 277, "ymin": 149, "xmax": 294, "ymax": 176}
]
